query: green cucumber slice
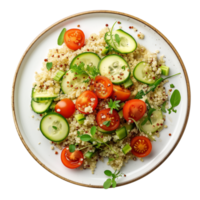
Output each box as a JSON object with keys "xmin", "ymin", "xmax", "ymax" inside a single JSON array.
[
  {"xmin": 53, "ymin": 70, "xmax": 65, "ymax": 81},
  {"xmin": 98, "ymin": 54, "xmax": 130, "ymax": 84},
  {"xmin": 116, "ymin": 126, "xmax": 127, "ymax": 140},
  {"xmin": 61, "ymin": 69, "xmax": 90, "ymax": 94},
  {"xmin": 133, "ymin": 61, "xmax": 155, "ymax": 84},
  {"xmin": 85, "ymin": 151, "xmax": 96, "ymax": 159},
  {"xmin": 101, "ymin": 46, "xmax": 110, "ymax": 55},
  {"xmin": 97, "ymin": 126, "xmax": 114, "ymax": 134},
  {"xmin": 138, "ymin": 109, "xmax": 163, "ymax": 134},
  {"xmin": 160, "ymin": 66, "xmax": 169, "ymax": 76},
  {"xmin": 75, "ymin": 114, "xmax": 86, "ymax": 125},
  {"xmin": 118, "ymin": 110, "xmax": 123, "ymax": 119},
  {"xmin": 123, "ymin": 123, "xmax": 134, "ymax": 133},
  {"xmin": 32, "ymin": 88, "xmax": 58, "ymax": 102},
  {"xmin": 70, "ymin": 52, "xmax": 100, "ymax": 69},
  {"xmin": 105, "ymin": 29, "xmax": 137, "ymax": 54},
  {"xmin": 123, "ymin": 77, "xmax": 133, "ymax": 88},
  {"xmin": 122, "ymin": 144, "xmax": 132, "ymax": 154},
  {"xmin": 40, "ymin": 112, "xmax": 69, "ymax": 142},
  {"xmin": 31, "ymin": 99, "xmax": 52, "ymax": 114}
]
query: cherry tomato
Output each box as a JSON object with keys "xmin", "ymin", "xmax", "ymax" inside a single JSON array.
[
  {"xmin": 64, "ymin": 29, "xmax": 85, "ymax": 50},
  {"xmin": 123, "ymin": 99, "xmax": 146, "ymax": 122},
  {"xmin": 61, "ymin": 147, "xmax": 84, "ymax": 169},
  {"xmin": 96, "ymin": 108, "xmax": 120, "ymax": 131},
  {"xmin": 111, "ymin": 85, "xmax": 131, "ymax": 101},
  {"xmin": 130, "ymin": 136, "xmax": 152, "ymax": 157},
  {"xmin": 76, "ymin": 91, "xmax": 98, "ymax": 114},
  {"xmin": 55, "ymin": 98, "xmax": 75, "ymax": 118},
  {"xmin": 94, "ymin": 76, "xmax": 113, "ymax": 99}
]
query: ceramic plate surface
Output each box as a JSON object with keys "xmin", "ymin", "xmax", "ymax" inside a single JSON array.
[{"xmin": 12, "ymin": 10, "xmax": 190, "ymax": 188}]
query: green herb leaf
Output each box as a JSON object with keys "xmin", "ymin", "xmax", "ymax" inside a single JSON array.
[
  {"xmin": 52, "ymin": 126, "xmax": 57, "ymax": 130},
  {"xmin": 103, "ymin": 179, "xmax": 112, "ymax": 189},
  {"xmin": 141, "ymin": 117, "xmax": 148, "ymax": 126},
  {"xmin": 145, "ymin": 99, "xmax": 151, "ymax": 109},
  {"xmin": 121, "ymin": 66, "xmax": 125, "ymax": 70},
  {"xmin": 80, "ymin": 134, "xmax": 91, "ymax": 142},
  {"xmin": 112, "ymin": 179, "xmax": 117, "ymax": 188},
  {"xmin": 115, "ymin": 34, "xmax": 121, "ymax": 45},
  {"xmin": 90, "ymin": 126, "xmax": 96, "ymax": 136},
  {"xmin": 77, "ymin": 131, "xmax": 81, "ymax": 137},
  {"xmin": 57, "ymin": 28, "xmax": 66, "ymax": 46},
  {"xmin": 108, "ymin": 158, "xmax": 115, "ymax": 162},
  {"xmin": 96, "ymin": 143, "xmax": 102, "ymax": 149},
  {"xmin": 46, "ymin": 62, "xmax": 53, "ymax": 71},
  {"xmin": 161, "ymin": 101, "xmax": 167, "ymax": 113},
  {"xmin": 134, "ymin": 90, "xmax": 145, "ymax": 99},
  {"xmin": 70, "ymin": 62, "xmax": 87, "ymax": 76},
  {"xmin": 168, "ymin": 89, "xmax": 181, "ymax": 114},
  {"xmin": 103, "ymin": 120, "xmax": 111, "ymax": 127},
  {"xmin": 86, "ymin": 65, "xmax": 100, "ymax": 79},
  {"xmin": 83, "ymin": 79, "xmax": 90, "ymax": 83},
  {"xmin": 147, "ymin": 108, "xmax": 156, "ymax": 124},
  {"xmin": 104, "ymin": 170, "xmax": 112, "ymax": 176},
  {"xmin": 69, "ymin": 144, "xmax": 76, "ymax": 153},
  {"xmin": 108, "ymin": 99, "xmax": 121, "ymax": 114},
  {"xmin": 170, "ymin": 84, "xmax": 175, "ymax": 88}
]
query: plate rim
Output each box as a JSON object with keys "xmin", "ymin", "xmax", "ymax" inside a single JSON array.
[{"xmin": 11, "ymin": 10, "xmax": 191, "ymax": 188}]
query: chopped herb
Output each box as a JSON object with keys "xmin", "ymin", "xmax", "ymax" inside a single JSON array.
[
  {"xmin": 121, "ymin": 65, "xmax": 126, "ymax": 70},
  {"xmin": 170, "ymin": 84, "xmax": 175, "ymax": 88},
  {"xmin": 108, "ymin": 99, "xmax": 121, "ymax": 114},
  {"xmin": 52, "ymin": 126, "xmax": 57, "ymax": 130},
  {"xmin": 161, "ymin": 101, "xmax": 167, "ymax": 113},
  {"xmin": 134, "ymin": 90, "xmax": 145, "ymax": 99},
  {"xmin": 70, "ymin": 62, "xmax": 87, "ymax": 76},
  {"xmin": 103, "ymin": 120, "xmax": 111, "ymax": 127},
  {"xmin": 46, "ymin": 62, "xmax": 53, "ymax": 71},
  {"xmin": 57, "ymin": 28, "xmax": 66, "ymax": 46},
  {"xmin": 168, "ymin": 89, "xmax": 181, "ymax": 114},
  {"xmin": 77, "ymin": 131, "xmax": 81, "ymax": 137},
  {"xmin": 115, "ymin": 34, "xmax": 121, "ymax": 45},
  {"xmin": 86, "ymin": 65, "xmax": 100, "ymax": 79},
  {"xmin": 108, "ymin": 158, "xmax": 115, "ymax": 162},
  {"xmin": 83, "ymin": 79, "xmax": 90, "ymax": 83},
  {"xmin": 69, "ymin": 144, "xmax": 76, "ymax": 153}
]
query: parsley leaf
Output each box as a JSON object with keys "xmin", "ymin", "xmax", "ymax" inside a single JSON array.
[
  {"xmin": 52, "ymin": 126, "xmax": 57, "ymax": 130},
  {"xmin": 70, "ymin": 62, "xmax": 87, "ymax": 76},
  {"xmin": 83, "ymin": 79, "xmax": 90, "ymax": 83},
  {"xmin": 69, "ymin": 144, "xmax": 76, "ymax": 153},
  {"xmin": 134, "ymin": 90, "xmax": 145, "ymax": 99},
  {"xmin": 46, "ymin": 62, "xmax": 53, "ymax": 71},
  {"xmin": 108, "ymin": 99, "xmax": 121, "ymax": 114},
  {"xmin": 86, "ymin": 65, "xmax": 100, "ymax": 79},
  {"xmin": 161, "ymin": 101, "xmax": 167, "ymax": 113},
  {"xmin": 121, "ymin": 66, "xmax": 125, "ymax": 70},
  {"xmin": 103, "ymin": 120, "xmax": 111, "ymax": 127},
  {"xmin": 115, "ymin": 34, "xmax": 121, "ymax": 45},
  {"xmin": 170, "ymin": 84, "xmax": 175, "ymax": 88}
]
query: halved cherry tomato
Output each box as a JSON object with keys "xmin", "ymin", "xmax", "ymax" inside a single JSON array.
[
  {"xmin": 76, "ymin": 91, "xmax": 98, "ymax": 114},
  {"xmin": 123, "ymin": 99, "xmax": 146, "ymax": 122},
  {"xmin": 94, "ymin": 76, "xmax": 113, "ymax": 99},
  {"xmin": 61, "ymin": 147, "xmax": 84, "ymax": 169},
  {"xmin": 55, "ymin": 98, "xmax": 75, "ymax": 118},
  {"xmin": 111, "ymin": 85, "xmax": 131, "ymax": 101},
  {"xmin": 130, "ymin": 136, "xmax": 152, "ymax": 157},
  {"xmin": 96, "ymin": 108, "xmax": 120, "ymax": 131},
  {"xmin": 64, "ymin": 29, "xmax": 85, "ymax": 50}
]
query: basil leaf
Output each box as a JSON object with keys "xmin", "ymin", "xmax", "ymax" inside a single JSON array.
[
  {"xmin": 170, "ymin": 84, "xmax": 175, "ymax": 88},
  {"xmin": 170, "ymin": 89, "xmax": 181, "ymax": 107},
  {"xmin": 112, "ymin": 178, "xmax": 117, "ymax": 188},
  {"xmin": 104, "ymin": 170, "xmax": 112, "ymax": 176},
  {"xmin": 69, "ymin": 144, "xmax": 76, "ymax": 153},
  {"xmin": 80, "ymin": 134, "xmax": 91, "ymax": 142},
  {"xmin": 57, "ymin": 28, "xmax": 66, "ymax": 46},
  {"xmin": 52, "ymin": 126, "xmax": 57, "ymax": 130},
  {"xmin": 103, "ymin": 179, "xmax": 112, "ymax": 189},
  {"xmin": 90, "ymin": 126, "xmax": 96, "ymax": 136},
  {"xmin": 46, "ymin": 62, "xmax": 53, "ymax": 71},
  {"xmin": 161, "ymin": 101, "xmax": 167, "ymax": 113},
  {"xmin": 121, "ymin": 66, "xmax": 125, "ymax": 70},
  {"xmin": 103, "ymin": 120, "xmax": 111, "ymax": 127},
  {"xmin": 115, "ymin": 34, "xmax": 121, "ymax": 45}
]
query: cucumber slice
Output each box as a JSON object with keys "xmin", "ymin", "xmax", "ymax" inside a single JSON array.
[
  {"xmin": 101, "ymin": 46, "xmax": 110, "ymax": 55},
  {"xmin": 75, "ymin": 114, "xmax": 86, "ymax": 125},
  {"xmin": 133, "ymin": 61, "xmax": 155, "ymax": 84},
  {"xmin": 138, "ymin": 109, "xmax": 163, "ymax": 134},
  {"xmin": 123, "ymin": 123, "xmax": 134, "ymax": 133},
  {"xmin": 53, "ymin": 70, "xmax": 65, "ymax": 81},
  {"xmin": 123, "ymin": 77, "xmax": 133, "ymax": 88},
  {"xmin": 40, "ymin": 112, "xmax": 69, "ymax": 142},
  {"xmin": 98, "ymin": 54, "xmax": 130, "ymax": 84},
  {"xmin": 118, "ymin": 110, "xmax": 123, "ymax": 119},
  {"xmin": 116, "ymin": 126, "xmax": 127, "ymax": 140},
  {"xmin": 160, "ymin": 66, "xmax": 169, "ymax": 76},
  {"xmin": 122, "ymin": 144, "xmax": 132, "ymax": 154},
  {"xmin": 97, "ymin": 126, "xmax": 115, "ymax": 134},
  {"xmin": 105, "ymin": 29, "xmax": 137, "ymax": 54},
  {"xmin": 32, "ymin": 88, "xmax": 58, "ymax": 102},
  {"xmin": 31, "ymin": 99, "xmax": 52, "ymax": 114},
  {"xmin": 70, "ymin": 52, "xmax": 100, "ymax": 69},
  {"xmin": 61, "ymin": 69, "xmax": 90, "ymax": 94},
  {"xmin": 85, "ymin": 151, "xmax": 96, "ymax": 159}
]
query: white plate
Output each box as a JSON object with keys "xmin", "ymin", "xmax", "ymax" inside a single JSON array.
[{"xmin": 12, "ymin": 11, "xmax": 190, "ymax": 188}]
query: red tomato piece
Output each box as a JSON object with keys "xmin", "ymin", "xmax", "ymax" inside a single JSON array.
[
  {"xmin": 96, "ymin": 108, "xmax": 120, "ymax": 131},
  {"xmin": 123, "ymin": 99, "xmax": 146, "ymax": 122},
  {"xmin": 61, "ymin": 147, "xmax": 84, "ymax": 169},
  {"xmin": 111, "ymin": 85, "xmax": 131, "ymax": 102},
  {"xmin": 76, "ymin": 91, "xmax": 98, "ymax": 114},
  {"xmin": 55, "ymin": 98, "xmax": 75, "ymax": 118},
  {"xmin": 64, "ymin": 29, "xmax": 85, "ymax": 50},
  {"xmin": 130, "ymin": 136, "xmax": 152, "ymax": 157},
  {"xmin": 94, "ymin": 76, "xmax": 113, "ymax": 99}
]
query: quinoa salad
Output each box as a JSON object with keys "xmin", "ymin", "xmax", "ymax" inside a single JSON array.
[{"xmin": 31, "ymin": 21, "xmax": 181, "ymax": 188}]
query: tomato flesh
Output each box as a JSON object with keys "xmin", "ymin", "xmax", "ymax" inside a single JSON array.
[
  {"xmin": 94, "ymin": 76, "xmax": 113, "ymax": 99},
  {"xmin": 130, "ymin": 136, "xmax": 152, "ymax": 157},
  {"xmin": 123, "ymin": 99, "xmax": 146, "ymax": 122},
  {"xmin": 111, "ymin": 85, "xmax": 131, "ymax": 101},
  {"xmin": 96, "ymin": 108, "xmax": 120, "ymax": 131},
  {"xmin": 55, "ymin": 98, "xmax": 75, "ymax": 118},
  {"xmin": 64, "ymin": 29, "xmax": 85, "ymax": 50},
  {"xmin": 61, "ymin": 147, "xmax": 84, "ymax": 169},
  {"xmin": 76, "ymin": 91, "xmax": 98, "ymax": 114}
]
